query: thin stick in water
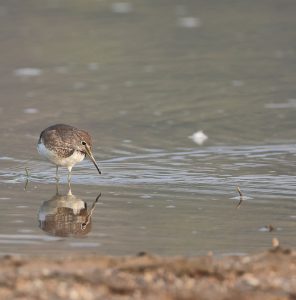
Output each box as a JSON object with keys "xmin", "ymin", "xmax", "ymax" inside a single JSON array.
[
  {"xmin": 24, "ymin": 167, "xmax": 31, "ymax": 191},
  {"xmin": 236, "ymin": 186, "xmax": 243, "ymax": 209}
]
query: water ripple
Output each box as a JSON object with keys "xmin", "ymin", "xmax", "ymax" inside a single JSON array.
[{"xmin": 1, "ymin": 144, "xmax": 296, "ymax": 198}]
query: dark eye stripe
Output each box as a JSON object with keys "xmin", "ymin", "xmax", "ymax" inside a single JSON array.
[{"xmin": 81, "ymin": 141, "xmax": 86, "ymax": 145}]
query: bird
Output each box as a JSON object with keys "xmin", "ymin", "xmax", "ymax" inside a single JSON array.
[{"xmin": 37, "ymin": 124, "xmax": 101, "ymax": 183}]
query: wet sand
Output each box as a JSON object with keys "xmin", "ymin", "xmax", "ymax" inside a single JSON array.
[{"xmin": 1, "ymin": 245, "xmax": 295, "ymax": 300}]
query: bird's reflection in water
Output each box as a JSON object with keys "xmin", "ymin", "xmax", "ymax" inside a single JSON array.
[{"xmin": 38, "ymin": 186, "xmax": 101, "ymax": 237}]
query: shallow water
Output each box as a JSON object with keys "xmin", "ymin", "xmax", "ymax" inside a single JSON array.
[
  {"xmin": 1, "ymin": 144, "xmax": 296, "ymax": 256},
  {"xmin": 0, "ymin": 0, "xmax": 296, "ymax": 256}
]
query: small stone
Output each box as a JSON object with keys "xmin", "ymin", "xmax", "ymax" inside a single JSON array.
[
  {"xmin": 242, "ymin": 273, "xmax": 260, "ymax": 287},
  {"xmin": 272, "ymin": 237, "xmax": 279, "ymax": 248}
]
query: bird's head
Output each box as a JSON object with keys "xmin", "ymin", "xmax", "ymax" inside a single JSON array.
[{"xmin": 76, "ymin": 131, "xmax": 101, "ymax": 175}]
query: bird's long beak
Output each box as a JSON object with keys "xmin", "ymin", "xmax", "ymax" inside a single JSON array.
[{"xmin": 85, "ymin": 145, "xmax": 101, "ymax": 174}]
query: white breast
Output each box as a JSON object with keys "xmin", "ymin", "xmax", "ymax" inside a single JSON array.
[{"xmin": 37, "ymin": 142, "xmax": 85, "ymax": 169}]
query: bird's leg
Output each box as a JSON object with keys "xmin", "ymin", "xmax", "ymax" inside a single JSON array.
[
  {"xmin": 68, "ymin": 171, "xmax": 72, "ymax": 183},
  {"xmin": 67, "ymin": 186, "xmax": 72, "ymax": 196},
  {"xmin": 55, "ymin": 166, "xmax": 59, "ymax": 182},
  {"xmin": 55, "ymin": 180, "xmax": 59, "ymax": 195},
  {"xmin": 67, "ymin": 167, "xmax": 72, "ymax": 190},
  {"xmin": 55, "ymin": 166, "xmax": 60, "ymax": 195}
]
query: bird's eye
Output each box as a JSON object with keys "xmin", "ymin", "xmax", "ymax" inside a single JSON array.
[{"xmin": 81, "ymin": 141, "xmax": 86, "ymax": 146}]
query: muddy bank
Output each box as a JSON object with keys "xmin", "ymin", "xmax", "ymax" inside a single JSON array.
[{"xmin": 0, "ymin": 246, "xmax": 295, "ymax": 300}]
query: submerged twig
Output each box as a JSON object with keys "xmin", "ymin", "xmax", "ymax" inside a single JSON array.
[
  {"xmin": 237, "ymin": 186, "xmax": 243, "ymax": 197},
  {"xmin": 236, "ymin": 186, "xmax": 243, "ymax": 209},
  {"xmin": 24, "ymin": 168, "xmax": 30, "ymax": 191}
]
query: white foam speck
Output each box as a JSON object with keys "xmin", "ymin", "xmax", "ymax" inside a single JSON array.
[
  {"xmin": 14, "ymin": 68, "xmax": 42, "ymax": 77},
  {"xmin": 189, "ymin": 130, "xmax": 208, "ymax": 145},
  {"xmin": 88, "ymin": 62, "xmax": 99, "ymax": 71},
  {"xmin": 111, "ymin": 2, "xmax": 133, "ymax": 14},
  {"xmin": 265, "ymin": 99, "xmax": 296, "ymax": 109},
  {"xmin": 12, "ymin": 220, "xmax": 24, "ymax": 224},
  {"xmin": 231, "ymin": 80, "xmax": 244, "ymax": 87},
  {"xmin": 178, "ymin": 17, "xmax": 201, "ymax": 28},
  {"xmin": 24, "ymin": 108, "xmax": 39, "ymax": 114},
  {"xmin": 258, "ymin": 226, "xmax": 271, "ymax": 232}
]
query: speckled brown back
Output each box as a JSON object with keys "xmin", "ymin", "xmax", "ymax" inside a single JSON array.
[{"xmin": 38, "ymin": 124, "xmax": 93, "ymax": 157}]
